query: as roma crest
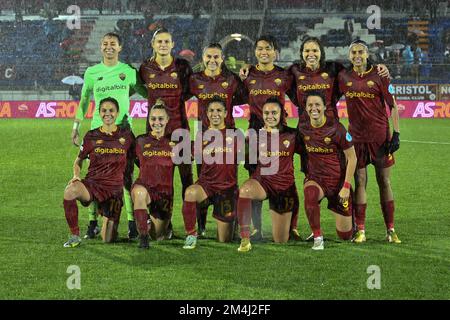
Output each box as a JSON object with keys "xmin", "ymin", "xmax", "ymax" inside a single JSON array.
[
  {"xmin": 170, "ymin": 72, "xmax": 178, "ymax": 79},
  {"xmin": 367, "ymin": 80, "xmax": 375, "ymax": 88},
  {"xmin": 119, "ymin": 137, "xmax": 126, "ymax": 145},
  {"xmin": 346, "ymin": 81, "xmax": 352, "ymax": 87},
  {"xmin": 283, "ymin": 140, "xmax": 290, "ymax": 148},
  {"xmin": 119, "ymin": 73, "xmax": 126, "ymax": 81},
  {"xmin": 274, "ymin": 78, "xmax": 282, "ymax": 86},
  {"xmin": 221, "ymin": 82, "xmax": 229, "ymax": 89},
  {"xmin": 324, "ymin": 137, "xmax": 331, "ymax": 144},
  {"xmin": 321, "ymin": 72, "xmax": 329, "ymax": 80}
]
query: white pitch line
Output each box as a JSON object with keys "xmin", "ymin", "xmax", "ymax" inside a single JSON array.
[{"xmin": 402, "ymin": 140, "xmax": 450, "ymax": 145}]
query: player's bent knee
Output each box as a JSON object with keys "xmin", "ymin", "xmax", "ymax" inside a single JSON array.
[{"xmin": 184, "ymin": 185, "xmax": 199, "ymax": 201}]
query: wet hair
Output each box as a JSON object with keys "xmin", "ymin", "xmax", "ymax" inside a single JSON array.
[
  {"xmin": 207, "ymin": 96, "xmax": 227, "ymax": 111},
  {"xmin": 303, "ymin": 90, "xmax": 326, "ymax": 107},
  {"xmin": 202, "ymin": 42, "xmax": 223, "ymax": 56},
  {"xmin": 150, "ymin": 98, "xmax": 169, "ymax": 117},
  {"xmin": 263, "ymin": 96, "xmax": 283, "ymax": 109},
  {"xmin": 349, "ymin": 39, "xmax": 369, "ymax": 52},
  {"xmin": 151, "ymin": 27, "xmax": 172, "ymax": 43},
  {"xmin": 99, "ymin": 97, "xmax": 120, "ymax": 112},
  {"xmin": 299, "ymin": 36, "xmax": 326, "ymax": 68},
  {"xmin": 102, "ymin": 32, "xmax": 122, "ymax": 46},
  {"xmin": 254, "ymin": 35, "xmax": 279, "ymax": 52}
]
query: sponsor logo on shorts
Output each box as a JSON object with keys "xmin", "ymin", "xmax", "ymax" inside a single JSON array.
[
  {"xmin": 221, "ymin": 82, "xmax": 229, "ymax": 89},
  {"xmin": 321, "ymin": 72, "xmax": 329, "ymax": 80},
  {"xmin": 94, "ymin": 147, "xmax": 125, "ymax": 155},
  {"xmin": 147, "ymin": 82, "xmax": 178, "ymax": 90}
]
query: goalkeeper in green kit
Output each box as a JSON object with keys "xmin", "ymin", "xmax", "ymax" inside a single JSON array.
[{"xmin": 71, "ymin": 32, "xmax": 147, "ymax": 240}]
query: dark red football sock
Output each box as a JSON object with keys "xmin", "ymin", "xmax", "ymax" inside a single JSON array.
[
  {"xmin": 354, "ymin": 203, "xmax": 367, "ymax": 231},
  {"xmin": 304, "ymin": 185, "xmax": 321, "ymax": 237},
  {"xmin": 237, "ymin": 197, "xmax": 252, "ymax": 238},
  {"xmin": 134, "ymin": 209, "xmax": 149, "ymax": 235},
  {"xmin": 336, "ymin": 229, "xmax": 353, "ymax": 240},
  {"xmin": 63, "ymin": 199, "xmax": 79, "ymax": 236},
  {"xmin": 381, "ymin": 200, "xmax": 395, "ymax": 230},
  {"xmin": 182, "ymin": 201, "xmax": 197, "ymax": 236}
]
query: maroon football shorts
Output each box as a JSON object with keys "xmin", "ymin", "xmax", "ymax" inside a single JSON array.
[
  {"xmin": 304, "ymin": 176, "xmax": 352, "ymax": 217},
  {"xmin": 132, "ymin": 182, "xmax": 173, "ymax": 220},
  {"xmin": 197, "ymin": 184, "xmax": 238, "ymax": 223},
  {"xmin": 354, "ymin": 141, "xmax": 395, "ymax": 169}
]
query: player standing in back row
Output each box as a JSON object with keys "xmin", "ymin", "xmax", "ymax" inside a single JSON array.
[
  {"xmin": 338, "ymin": 40, "xmax": 401, "ymax": 244},
  {"xmin": 71, "ymin": 32, "xmax": 147, "ymax": 241}
]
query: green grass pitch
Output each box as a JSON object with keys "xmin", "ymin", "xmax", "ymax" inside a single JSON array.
[{"xmin": 0, "ymin": 118, "xmax": 449, "ymax": 299}]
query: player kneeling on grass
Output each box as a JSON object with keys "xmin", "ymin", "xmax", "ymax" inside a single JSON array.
[
  {"xmin": 236, "ymin": 97, "xmax": 302, "ymax": 252},
  {"xmin": 298, "ymin": 92, "xmax": 357, "ymax": 250},
  {"xmin": 63, "ymin": 97, "xmax": 135, "ymax": 247},
  {"xmin": 181, "ymin": 97, "xmax": 243, "ymax": 249},
  {"xmin": 131, "ymin": 100, "xmax": 176, "ymax": 249}
]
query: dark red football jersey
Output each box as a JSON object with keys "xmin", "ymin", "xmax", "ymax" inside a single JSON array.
[
  {"xmin": 78, "ymin": 127, "xmax": 134, "ymax": 189},
  {"xmin": 243, "ymin": 65, "xmax": 294, "ymax": 129},
  {"xmin": 134, "ymin": 134, "xmax": 175, "ymax": 196},
  {"xmin": 338, "ymin": 66, "xmax": 395, "ymax": 143},
  {"xmin": 195, "ymin": 128, "xmax": 243, "ymax": 191},
  {"xmin": 139, "ymin": 57, "xmax": 193, "ymax": 135},
  {"xmin": 298, "ymin": 118, "xmax": 353, "ymax": 182},
  {"xmin": 252, "ymin": 127, "xmax": 302, "ymax": 191},
  {"xmin": 189, "ymin": 69, "xmax": 246, "ymax": 128},
  {"xmin": 288, "ymin": 61, "xmax": 344, "ymax": 122}
]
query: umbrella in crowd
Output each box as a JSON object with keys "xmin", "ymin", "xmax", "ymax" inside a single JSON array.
[{"xmin": 61, "ymin": 75, "xmax": 84, "ymax": 85}]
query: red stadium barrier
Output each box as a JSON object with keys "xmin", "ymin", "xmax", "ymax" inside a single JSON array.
[{"xmin": 1, "ymin": 100, "xmax": 450, "ymax": 119}]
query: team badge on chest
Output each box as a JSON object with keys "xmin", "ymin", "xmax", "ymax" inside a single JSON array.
[
  {"xmin": 274, "ymin": 78, "xmax": 282, "ymax": 86},
  {"xmin": 119, "ymin": 73, "xmax": 126, "ymax": 81},
  {"xmin": 119, "ymin": 137, "xmax": 126, "ymax": 145},
  {"xmin": 321, "ymin": 72, "xmax": 329, "ymax": 80},
  {"xmin": 346, "ymin": 82, "xmax": 352, "ymax": 87},
  {"xmin": 221, "ymin": 82, "xmax": 229, "ymax": 89},
  {"xmin": 367, "ymin": 80, "xmax": 375, "ymax": 88},
  {"xmin": 170, "ymin": 72, "xmax": 178, "ymax": 79},
  {"xmin": 324, "ymin": 137, "xmax": 331, "ymax": 145},
  {"xmin": 283, "ymin": 139, "xmax": 290, "ymax": 148}
]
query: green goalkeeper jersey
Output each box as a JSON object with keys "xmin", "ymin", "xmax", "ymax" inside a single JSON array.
[{"xmin": 76, "ymin": 61, "xmax": 147, "ymax": 129}]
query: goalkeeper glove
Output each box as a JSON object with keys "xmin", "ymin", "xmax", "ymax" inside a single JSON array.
[{"xmin": 389, "ymin": 131, "xmax": 400, "ymax": 154}]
